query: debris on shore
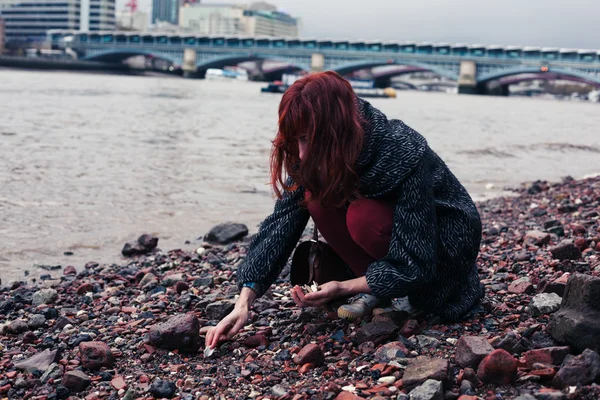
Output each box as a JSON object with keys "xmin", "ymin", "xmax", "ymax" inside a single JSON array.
[{"xmin": 0, "ymin": 177, "xmax": 599, "ymax": 399}]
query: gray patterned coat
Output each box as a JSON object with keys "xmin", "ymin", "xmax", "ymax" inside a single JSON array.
[{"xmin": 237, "ymin": 98, "xmax": 484, "ymax": 321}]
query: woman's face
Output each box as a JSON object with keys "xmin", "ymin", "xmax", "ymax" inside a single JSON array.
[{"xmin": 298, "ymin": 135, "xmax": 308, "ymax": 160}]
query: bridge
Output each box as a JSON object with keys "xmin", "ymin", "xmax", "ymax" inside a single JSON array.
[{"xmin": 47, "ymin": 30, "xmax": 600, "ymax": 94}]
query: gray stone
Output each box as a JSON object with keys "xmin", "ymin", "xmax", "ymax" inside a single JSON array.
[
  {"xmin": 150, "ymin": 379, "xmax": 177, "ymax": 399},
  {"xmin": 527, "ymin": 293, "xmax": 562, "ymax": 316},
  {"xmin": 62, "ymin": 370, "xmax": 91, "ymax": 392},
  {"xmin": 525, "ymin": 230, "xmax": 551, "ymax": 246},
  {"xmin": 14, "ymin": 349, "xmax": 60, "ymax": 373},
  {"xmin": 271, "ymin": 384, "xmax": 288, "ymax": 397},
  {"xmin": 161, "ymin": 273, "xmax": 184, "ymax": 287},
  {"xmin": 403, "ymin": 356, "xmax": 450, "ymax": 391},
  {"xmin": 549, "ymin": 240, "xmax": 581, "ymax": 261},
  {"xmin": 374, "ymin": 341, "xmax": 409, "ymax": 362},
  {"xmin": 204, "ymin": 300, "xmax": 236, "ymax": 321},
  {"xmin": 203, "ymin": 222, "xmax": 249, "ymax": 244},
  {"xmin": 455, "ymin": 336, "xmax": 494, "ymax": 369},
  {"xmin": 40, "ymin": 362, "xmax": 62, "ymax": 383},
  {"xmin": 548, "ymin": 274, "xmax": 600, "ymax": 352},
  {"xmin": 408, "ymin": 379, "xmax": 443, "ymax": 400},
  {"xmin": 514, "ymin": 395, "xmax": 536, "ymax": 400},
  {"xmin": 416, "ymin": 335, "xmax": 439, "ymax": 348},
  {"xmin": 139, "ymin": 273, "xmax": 158, "ymax": 288},
  {"xmin": 28, "ymin": 314, "xmax": 46, "ymax": 329},
  {"xmin": 552, "ymin": 349, "xmax": 600, "ymax": 388},
  {"xmin": 7, "ymin": 319, "xmax": 29, "ymax": 334},
  {"xmin": 148, "ymin": 313, "xmax": 201, "ymax": 353},
  {"xmin": 32, "ymin": 288, "xmax": 58, "ymax": 306}
]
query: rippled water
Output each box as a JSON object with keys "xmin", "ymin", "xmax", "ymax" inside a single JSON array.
[{"xmin": 1, "ymin": 69, "xmax": 600, "ymax": 281}]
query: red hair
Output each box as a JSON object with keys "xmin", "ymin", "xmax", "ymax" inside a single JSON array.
[{"xmin": 270, "ymin": 71, "xmax": 364, "ymax": 207}]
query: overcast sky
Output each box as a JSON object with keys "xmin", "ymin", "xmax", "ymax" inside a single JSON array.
[{"xmin": 128, "ymin": 0, "xmax": 600, "ymax": 50}]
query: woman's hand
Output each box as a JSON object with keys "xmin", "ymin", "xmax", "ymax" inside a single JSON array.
[
  {"xmin": 205, "ymin": 287, "xmax": 256, "ymax": 349},
  {"xmin": 290, "ymin": 281, "xmax": 344, "ymax": 307},
  {"xmin": 205, "ymin": 305, "xmax": 249, "ymax": 349}
]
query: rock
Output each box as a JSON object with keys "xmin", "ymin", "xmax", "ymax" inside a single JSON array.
[
  {"xmin": 527, "ymin": 293, "xmax": 562, "ymax": 316},
  {"xmin": 455, "ymin": 336, "xmax": 494, "ymax": 369},
  {"xmin": 174, "ymin": 281, "xmax": 189, "ymax": 294},
  {"xmin": 408, "ymin": 379, "xmax": 443, "ymax": 400},
  {"xmin": 28, "ymin": 314, "xmax": 46, "ymax": 329},
  {"xmin": 293, "ymin": 343, "xmax": 324, "ymax": 366},
  {"xmin": 14, "ymin": 349, "xmax": 60, "ymax": 373},
  {"xmin": 193, "ymin": 276, "xmax": 214, "ymax": 288},
  {"xmin": 523, "ymin": 347, "xmax": 571, "ymax": 367},
  {"xmin": 204, "ymin": 223, "xmax": 249, "ymax": 244},
  {"xmin": 63, "ymin": 266, "xmax": 77, "ymax": 275},
  {"xmin": 553, "ymin": 349, "xmax": 600, "ymax": 388},
  {"xmin": 374, "ymin": 341, "xmax": 408, "ymax": 362},
  {"xmin": 400, "ymin": 319, "xmax": 423, "ymax": 337},
  {"xmin": 76, "ymin": 283, "xmax": 93, "ymax": 295},
  {"xmin": 548, "ymin": 226, "xmax": 565, "ymax": 237},
  {"xmin": 205, "ymin": 300, "xmax": 236, "ymax": 320},
  {"xmin": 525, "ymin": 230, "xmax": 551, "ymax": 246},
  {"xmin": 549, "ymin": 240, "xmax": 581, "ymax": 261},
  {"xmin": 335, "ymin": 393, "xmax": 364, "ymax": 400},
  {"xmin": 150, "ymin": 379, "xmax": 177, "ymax": 399},
  {"xmin": 403, "ymin": 356, "xmax": 450, "ymax": 391},
  {"xmin": 476, "ymin": 349, "xmax": 518, "ymax": 385},
  {"xmin": 416, "ymin": 335, "xmax": 439, "ymax": 348},
  {"xmin": 353, "ymin": 319, "xmax": 398, "ymax": 345},
  {"xmin": 79, "ymin": 341, "xmax": 114, "ymax": 370},
  {"xmin": 243, "ymin": 334, "xmax": 269, "ymax": 348},
  {"xmin": 544, "ymin": 219, "xmax": 562, "ymax": 229},
  {"xmin": 161, "ymin": 273, "xmax": 184, "ymax": 287},
  {"xmin": 139, "ymin": 272, "xmax": 159, "ymax": 288},
  {"xmin": 7, "ymin": 319, "xmax": 28, "ymax": 334},
  {"xmin": 574, "ymin": 237, "xmax": 588, "ymax": 251},
  {"xmin": 271, "ymin": 384, "xmax": 288, "ymax": 397},
  {"xmin": 540, "ymin": 273, "xmax": 570, "ymax": 297},
  {"xmin": 122, "ymin": 234, "xmax": 159, "ymax": 257},
  {"xmin": 111, "ymin": 376, "xmax": 127, "ymax": 390},
  {"xmin": 148, "ymin": 314, "xmax": 200, "ymax": 353},
  {"xmin": 62, "ymin": 370, "xmax": 91, "ymax": 392},
  {"xmin": 32, "ymin": 288, "xmax": 58, "ymax": 306},
  {"xmin": 508, "ymin": 278, "xmax": 534, "ymax": 294},
  {"xmin": 548, "ymin": 274, "xmax": 600, "ymax": 352}
]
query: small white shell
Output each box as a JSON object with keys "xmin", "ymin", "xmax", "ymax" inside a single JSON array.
[{"xmin": 204, "ymin": 346, "xmax": 215, "ymax": 358}]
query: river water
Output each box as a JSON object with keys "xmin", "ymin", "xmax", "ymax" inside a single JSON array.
[{"xmin": 1, "ymin": 69, "xmax": 600, "ymax": 281}]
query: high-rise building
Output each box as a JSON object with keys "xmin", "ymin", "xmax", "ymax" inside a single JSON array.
[
  {"xmin": 178, "ymin": 2, "xmax": 299, "ymax": 37},
  {"xmin": 152, "ymin": 0, "xmax": 181, "ymax": 25},
  {"xmin": 0, "ymin": 18, "xmax": 5, "ymax": 52},
  {"xmin": 0, "ymin": 0, "xmax": 115, "ymax": 45}
]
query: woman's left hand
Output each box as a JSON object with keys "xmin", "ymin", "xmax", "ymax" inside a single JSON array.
[{"xmin": 290, "ymin": 281, "xmax": 345, "ymax": 308}]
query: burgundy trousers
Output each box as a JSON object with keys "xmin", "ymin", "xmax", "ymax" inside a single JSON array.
[{"xmin": 307, "ymin": 196, "xmax": 395, "ymax": 278}]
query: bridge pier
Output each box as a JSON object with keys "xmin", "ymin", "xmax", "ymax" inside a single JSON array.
[
  {"xmin": 182, "ymin": 48, "xmax": 198, "ymax": 79},
  {"xmin": 311, "ymin": 53, "xmax": 325, "ymax": 73},
  {"xmin": 457, "ymin": 61, "xmax": 481, "ymax": 94}
]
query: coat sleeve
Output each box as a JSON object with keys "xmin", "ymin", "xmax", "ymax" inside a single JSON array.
[
  {"xmin": 365, "ymin": 158, "xmax": 438, "ymax": 299},
  {"xmin": 236, "ymin": 183, "xmax": 310, "ymax": 297}
]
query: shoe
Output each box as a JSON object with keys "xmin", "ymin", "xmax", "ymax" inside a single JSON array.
[
  {"xmin": 337, "ymin": 294, "xmax": 382, "ymax": 321},
  {"xmin": 372, "ymin": 296, "xmax": 417, "ymax": 316}
]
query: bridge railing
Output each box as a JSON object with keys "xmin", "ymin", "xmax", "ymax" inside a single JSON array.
[{"xmin": 47, "ymin": 30, "xmax": 600, "ymax": 65}]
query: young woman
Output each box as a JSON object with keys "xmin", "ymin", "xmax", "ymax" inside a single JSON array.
[{"xmin": 206, "ymin": 71, "xmax": 484, "ymax": 348}]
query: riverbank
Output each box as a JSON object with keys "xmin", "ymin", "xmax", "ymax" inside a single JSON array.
[{"xmin": 0, "ymin": 176, "xmax": 599, "ymax": 400}]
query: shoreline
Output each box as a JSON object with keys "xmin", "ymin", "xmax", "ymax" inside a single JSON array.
[{"xmin": 1, "ymin": 181, "xmax": 600, "ymax": 399}]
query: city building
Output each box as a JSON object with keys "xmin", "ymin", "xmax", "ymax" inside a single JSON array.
[
  {"xmin": 152, "ymin": 0, "xmax": 181, "ymax": 25},
  {"xmin": 0, "ymin": 17, "xmax": 5, "ymax": 52},
  {"xmin": 116, "ymin": 9, "xmax": 148, "ymax": 31},
  {"xmin": 179, "ymin": 3, "xmax": 243, "ymax": 35},
  {"xmin": 0, "ymin": 0, "xmax": 115, "ymax": 46},
  {"xmin": 178, "ymin": 2, "xmax": 299, "ymax": 37}
]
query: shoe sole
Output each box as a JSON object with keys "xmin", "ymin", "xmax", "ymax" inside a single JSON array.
[{"xmin": 337, "ymin": 307, "xmax": 361, "ymax": 321}]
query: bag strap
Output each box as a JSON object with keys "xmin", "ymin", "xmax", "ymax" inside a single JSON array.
[{"xmin": 312, "ymin": 222, "xmax": 318, "ymax": 242}]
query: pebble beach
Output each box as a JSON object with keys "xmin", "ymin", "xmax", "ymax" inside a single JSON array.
[{"xmin": 1, "ymin": 175, "xmax": 600, "ymax": 400}]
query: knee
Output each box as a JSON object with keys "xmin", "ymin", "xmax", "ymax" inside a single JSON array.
[{"xmin": 346, "ymin": 199, "xmax": 381, "ymax": 247}]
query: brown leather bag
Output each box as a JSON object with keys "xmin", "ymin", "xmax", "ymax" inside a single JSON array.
[{"xmin": 290, "ymin": 224, "xmax": 350, "ymax": 286}]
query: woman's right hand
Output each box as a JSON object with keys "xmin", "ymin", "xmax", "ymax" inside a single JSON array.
[
  {"xmin": 205, "ymin": 305, "xmax": 249, "ymax": 349},
  {"xmin": 205, "ymin": 287, "xmax": 257, "ymax": 349}
]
